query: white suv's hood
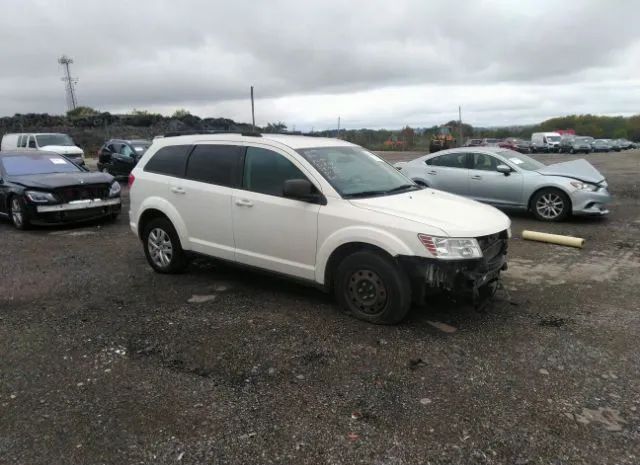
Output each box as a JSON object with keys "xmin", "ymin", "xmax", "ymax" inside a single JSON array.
[
  {"xmin": 350, "ymin": 188, "xmax": 511, "ymax": 237},
  {"xmin": 40, "ymin": 145, "xmax": 83, "ymax": 156}
]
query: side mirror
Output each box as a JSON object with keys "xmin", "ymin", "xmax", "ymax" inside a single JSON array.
[
  {"xmin": 283, "ymin": 179, "xmax": 324, "ymax": 204},
  {"xmin": 496, "ymin": 164, "xmax": 512, "ymax": 175}
]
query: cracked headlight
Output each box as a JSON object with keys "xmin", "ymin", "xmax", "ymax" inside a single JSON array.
[
  {"xmin": 418, "ymin": 234, "xmax": 483, "ymax": 259},
  {"xmin": 570, "ymin": 181, "xmax": 597, "ymax": 191},
  {"xmin": 108, "ymin": 181, "xmax": 121, "ymax": 197},
  {"xmin": 25, "ymin": 190, "xmax": 58, "ymax": 204}
]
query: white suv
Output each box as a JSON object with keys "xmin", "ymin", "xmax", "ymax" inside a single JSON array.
[{"xmin": 129, "ymin": 133, "xmax": 511, "ymax": 324}]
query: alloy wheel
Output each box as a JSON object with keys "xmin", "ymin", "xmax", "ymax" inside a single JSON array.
[
  {"xmin": 536, "ymin": 193, "xmax": 564, "ymax": 220},
  {"xmin": 346, "ymin": 269, "xmax": 388, "ymax": 315},
  {"xmin": 147, "ymin": 228, "xmax": 173, "ymax": 268},
  {"xmin": 11, "ymin": 198, "xmax": 23, "ymax": 228}
]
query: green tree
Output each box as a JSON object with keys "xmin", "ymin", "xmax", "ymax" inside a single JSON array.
[
  {"xmin": 264, "ymin": 122, "xmax": 287, "ymax": 133},
  {"xmin": 172, "ymin": 109, "xmax": 191, "ymax": 118},
  {"xmin": 67, "ymin": 106, "xmax": 99, "ymax": 117}
]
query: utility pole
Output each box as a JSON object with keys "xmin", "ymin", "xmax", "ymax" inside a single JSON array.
[
  {"xmin": 458, "ymin": 105, "xmax": 463, "ymax": 147},
  {"xmin": 58, "ymin": 55, "xmax": 78, "ymax": 112},
  {"xmin": 337, "ymin": 116, "xmax": 341, "ymax": 138},
  {"xmin": 250, "ymin": 86, "xmax": 255, "ymax": 132}
]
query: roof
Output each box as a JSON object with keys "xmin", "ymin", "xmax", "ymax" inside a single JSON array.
[
  {"xmin": 108, "ymin": 139, "xmax": 152, "ymax": 144},
  {"xmin": 434, "ymin": 146, "xmax": 511, "ymax": 155},
  {"xmin": 154, "ymin": 133, "xmax": 354, "ymax": 150}
]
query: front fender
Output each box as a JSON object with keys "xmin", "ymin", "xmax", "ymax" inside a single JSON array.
[
  {"xmin": 315, "ymin": 226, "xmax": 415, "ymax": 284},
  {"xmin": 136, "ymin": 197, "xmax": 190, "ymax": 248}
]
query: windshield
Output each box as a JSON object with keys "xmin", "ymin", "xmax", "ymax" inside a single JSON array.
[
  {"xmin": 498, "ymin": 150, "xmax": 545, "ymax": 171},
  {"xmin": 35, "ymin": 134, "xmax": 75, "ymax": 147},
  {"xmin": 297, "ymin": 146, "xmax": 418, "ymax": 198},
  {"xmin": 2, "ymin": 155, "xmax": 82, "ymax": 175},
  {"xmin": 575, "ymin": 137, "xmax": 590, "ymax": 143},
  {"xmin": 547, "ymin": 136, "xmax": 561, "ymax": 142},
  {"xmin": 132, "ymin": 143, "xmax": 150, "ymax": 153}
]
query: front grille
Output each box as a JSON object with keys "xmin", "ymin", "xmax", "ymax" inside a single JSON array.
[
  {"xmin": 55, "ymin": 184, "xmax": 109, "ymax": 203},
  {"xmin": 477, "ymin": 230, "xmax": 508, "ymax": 263}
]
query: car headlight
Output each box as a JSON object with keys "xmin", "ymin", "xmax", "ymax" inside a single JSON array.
[
  {"xmin": 418, "ymin": 234, "xmax": 483, "ymax": 259},
  {"xmin": 109, "ymin": 181, "xmax": 121, "ymax": 197},
  {"xmin": 570, "ymin": 181, "xmax": 597, "ymax": 191},
  {"xmin": 25, "ymin": 190, "xmax": 58, "ymax": 203}
]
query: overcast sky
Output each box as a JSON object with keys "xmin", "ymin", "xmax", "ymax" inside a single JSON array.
[{"xmin": 2, "ymin": 0, "xmax": 639, "ymax": 130}]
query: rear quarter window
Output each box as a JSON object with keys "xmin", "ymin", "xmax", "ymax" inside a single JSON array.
[{"xmin": 143, "ymin": 145, "xmax": 191, "ymax": 177}]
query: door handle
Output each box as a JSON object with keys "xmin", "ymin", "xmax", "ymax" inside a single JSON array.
[
  {"xmin": 427, "ymin": 170, "xmax": 437, "ymax": 175},
  {"xmin": 471, "ymin": 175, "xmax": 482, "ymax": 180},
  {"xmin": 235, "ymin": 199, "xmax": 253, "ymax": 207},
  {"xmin": 170, "ymin": 186, "xmax": 186, "ymax": 194}
]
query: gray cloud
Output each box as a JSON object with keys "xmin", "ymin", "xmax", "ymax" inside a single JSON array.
[{"xmin": 1, "ymin": 0, "xmax": 639, "ymax": 128}]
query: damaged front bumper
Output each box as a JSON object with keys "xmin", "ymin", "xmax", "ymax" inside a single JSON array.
[{"xmin": 398, "ymin": 234, "xmax": 508, "ymax": 306}]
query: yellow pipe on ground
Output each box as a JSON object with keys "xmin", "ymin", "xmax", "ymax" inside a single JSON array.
[{"xmin": 522, "ymin": 230, "xmax": 585, "ymax": 248}]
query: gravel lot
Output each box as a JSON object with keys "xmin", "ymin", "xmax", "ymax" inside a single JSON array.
[{"xmin": 1, "ymin": 150, "xmax": 639, "ymax": 465}]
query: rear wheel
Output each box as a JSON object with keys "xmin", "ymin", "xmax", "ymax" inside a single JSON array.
[
  {"xmin": 334, "ymin": 250, "xmax": 411, "ymax": 324},
  {"xmin": 9, "ymin": 196, "xmax": 30, "ymax": 230},
  {"xmin": 531, "ymin": 188, "xmax": 570, "ymax": 222},
  {"xmin": 142, "ymin": 218, "xmax": 188, "ymax": 273}
]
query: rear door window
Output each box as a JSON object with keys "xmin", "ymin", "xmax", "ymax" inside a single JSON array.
[
  {"xmin": 144, "ymin": 145, "xmax": 191, "ymax": 177},
  {"xmin": 185, "ymin": 144, "xmax": 243, "ymax": 187},
  {"xmin": 427, "ymin": 153, "xmax": 469, "ymax": 168},
  {"xmin": 242, "ymin": 147, "xmax": 308, "ymax": 197}
]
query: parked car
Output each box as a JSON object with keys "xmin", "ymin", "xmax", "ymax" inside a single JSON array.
[
  {"xmin": 97, "ymin": 139, "xmax": 151, "ymax": 176},
  {"xmin": 0, "ymin": 133, "xmax": 85, "ymax": 166},
  {"xmin": 498, "ymin": 138, "xmax": 531, "ymax": 153},
  {"xmin": 129, "ymin": 133, "xmax": 511, "ymax": 324},
  {"xmin": 395, "ymin": 147, "xmax": 610, "ymax": 222},
  {"xmin": 603, "ymin": 139, "xmax": 621, "ymax": 152},
  {"xmin": 615, "ymin": 139, "xmax": 633, "ymax": 150},
  {"xmin": 531, "ymin": 132, "xmax": 562, "ymax": 153},
  {"xmin": 0, "ymin": 151, "xmax": 121, "ymax": 229},
  {"xmin": 559, "ymin": 135, "xmax": 592, "ymax": 154},
  {"xmin": 465, "ymin": 138, "xmax": 483, "ymax": 147},
  {"xmin": 481, "ymin": 138, "xmax": 502, "ymax": 146},
  {"xmin": 591, "ymin": 139, "xmax": 612, "ymax": 152}
]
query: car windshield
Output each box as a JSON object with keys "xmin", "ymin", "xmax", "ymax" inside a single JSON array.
[
  {"xmin": 2, "ymin": 155, "xmax": 82, "ymax": 175},
  {"xmin": 575, "ymin": 137, "xmax": 590, "ymax": 143},
  {"xmin": 498, "ymin": 150, "xmax": 545, "ymax": 171},
  {"xmin": 132, "ymin": 143, "xmax": 150, "ymax": 153},
  {"xmin": 547, "ymin": 136, "xmax": 561, "ymax": 142},
  {"xmin": 35, "ymin": 134, "xmax": 75, "ymax": 147},
  {"xmin": 297, "ymin": 146, "xmax": 418, "ymax": 198}
]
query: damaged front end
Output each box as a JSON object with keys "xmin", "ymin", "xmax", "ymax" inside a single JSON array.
[{"xmin": 398, "ymin": 230, "xmax": 509, "ymax": 307}]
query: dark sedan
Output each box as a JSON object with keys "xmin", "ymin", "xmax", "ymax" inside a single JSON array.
[
  {"xmin": 0, "ymin": 151, "xmax": 121, "ymax": 229},
  {"xmin": 97, "ymin": 139, "xmax": 151, "ymax": 176},
  {"xmin": 498, "ymin": 138, "xmax": 531, "ymax": 153}
]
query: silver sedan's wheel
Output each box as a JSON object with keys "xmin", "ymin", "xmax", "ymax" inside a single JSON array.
[
  {"xmin": 147, "ymin": 228, "xmax": 173, "ymax": 268},
  {"xmin": 532, "ymin": 189, "xmax": 569, "ymax": 221}
]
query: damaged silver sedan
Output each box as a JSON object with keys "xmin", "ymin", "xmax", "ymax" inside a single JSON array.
[{"xmin": 395, "ymin": 147, "xmax": 611, "ymax": 222}]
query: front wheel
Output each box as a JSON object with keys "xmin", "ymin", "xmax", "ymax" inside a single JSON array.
[
  {"xmin": 531, "ymin": 188, "xmax": 570, "ymax": 222},
  {"xmin": 334, "ymin": 250, "xmax": 412, "ymax": 324},
  {"xmin": 9, "ymin": 196, "xmax": 30, "ymax": 230},
  {"xmin": 142, "ymin": 218, "xmax": 189, "ymax": 273}
]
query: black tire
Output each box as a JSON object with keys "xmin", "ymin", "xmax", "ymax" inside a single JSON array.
[
  {"xmin": 334, "ymin": 250, "xmax": 411, "ymax": 324},
  {"xmin": 9, "ymin": 196, "xmax": 31, "ymax": 230},
  {"xmin": 531, "ymin": 188, "xmax": 571, "ymax": 222},
  {"xmin": 142, "ymin": 217, "xmax": 188, "ymax": 273}
]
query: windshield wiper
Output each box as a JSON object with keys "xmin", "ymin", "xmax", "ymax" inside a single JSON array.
[{"xmin": 384, "ymin": 184, "xmax": 420, "ymax": 194}]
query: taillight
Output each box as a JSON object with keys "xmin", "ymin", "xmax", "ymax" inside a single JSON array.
[{"xmin": 128, "ymin": 173, "xmax": 135, "ymax": 188}]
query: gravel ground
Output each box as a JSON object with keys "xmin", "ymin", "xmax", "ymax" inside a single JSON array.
[{"xmin": 1, "ymin": 150, "xmax": 639, "ymax": 465}]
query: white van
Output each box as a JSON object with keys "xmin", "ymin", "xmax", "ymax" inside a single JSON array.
[
  {"xmin": 531, "ymin": 132, "xmax": 562, "ymax": 153},
  {"xmin": 129, "ymin": 133, "xmax": 511, "ymax": 324},
  {"xmin": 0, "ymin": 133, "xmax": 85, "ymax": 166}
]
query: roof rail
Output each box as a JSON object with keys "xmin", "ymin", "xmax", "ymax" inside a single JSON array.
[{"xmin": 161, "ymin": 130, "xmax": 262, "ymax": 138}]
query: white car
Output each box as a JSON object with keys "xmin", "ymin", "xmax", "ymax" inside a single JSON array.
[
  {"xmin": 0, "ymin": 133, "xmax": 86, "ymax": 166},
  {"xmin": 129, "ymin": 133, "xmax": 511, "ymax": 324}
]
